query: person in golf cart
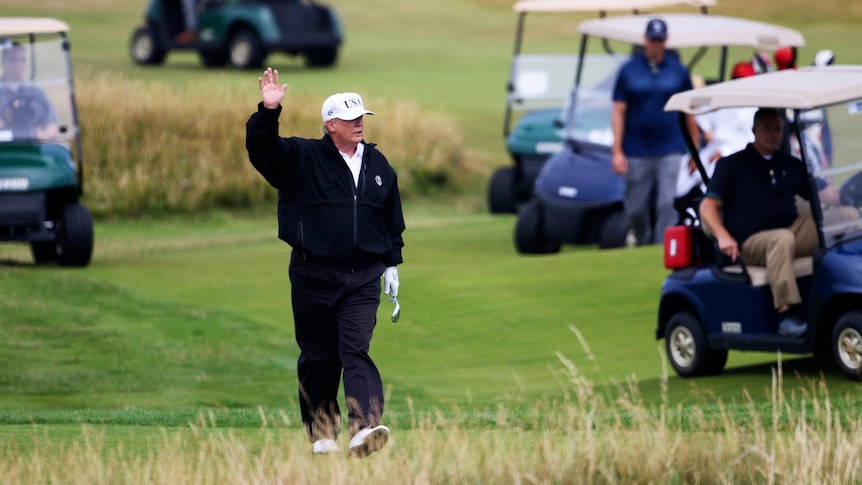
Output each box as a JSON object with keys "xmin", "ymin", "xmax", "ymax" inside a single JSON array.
[
  {"xmin": 177, "ymin": 0, "xmax": 199, "ymax": 43},
  {"xmin": 699, "ymin": 108, "xmax": 816, "ymax": 337},
  {"xmin": 0, "ymin": 42, "xmax": 58, "ymax": 141}
]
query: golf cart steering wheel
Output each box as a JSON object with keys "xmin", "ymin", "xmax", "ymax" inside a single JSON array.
[{"xmin": 0, "ymin": 93, "xmax": 52, "ymax": 134}]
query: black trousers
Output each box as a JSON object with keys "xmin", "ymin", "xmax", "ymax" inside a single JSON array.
[{"xmin": 289, "ymin": 252, "xmax": 386, "ymax": 441}]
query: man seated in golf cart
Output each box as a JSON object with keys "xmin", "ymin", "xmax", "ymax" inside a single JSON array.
[
  {"xmin": 699, "ymin": 108, "xmax": 816, "ymax": 337},
  {"xmin": 0, "ymin": 42, "xmax": 58, "ymax": 141}
]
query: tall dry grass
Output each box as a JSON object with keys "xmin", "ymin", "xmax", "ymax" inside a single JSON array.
[
  {"xmin": 2, "ymin": 342, "xmax": 861, "ymax": 484},
  {"xmin": 75, "ymin": 70, "xmax": 478, "ymax": 218}
]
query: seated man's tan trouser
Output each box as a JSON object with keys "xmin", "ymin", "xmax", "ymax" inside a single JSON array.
[{"xmin": 739, "ymin": 213, "xmax": 818, "ymax": 310}]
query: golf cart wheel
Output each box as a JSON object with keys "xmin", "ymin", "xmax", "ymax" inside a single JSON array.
[
  {"xmin": 832, "ymin": 310, "xmax": 862, "ymax": 381},
  {"xmin": 665, "ymin": 312, "xmax": 728, "ymax": 377},
  {"xmin": 515, "ymin": 199, "xmax": 561, "ymax": 255},
  {"xmin": 304, "ymin": 47, "xmax": 338, "ymax": 68},
  {"xmin": 57, "ymin": 203, "xmax": 94, "ymax": 268},
  {"xmin": 228, "ymin": 29, "xmax": 266, "ymax": 70},
  {"xmin": 129, "ymin": 25, "xmax": 167, "ymax": 65},
  {"xmin": 30, "ymin": 241, "xmax": 58, "ymax": 265},
  {"xmin": 598, "ymin": 210, "xmax": 632, "ymax": 249},
  {"xmin": 488, "ymin": 167, "xmax": 516, "ymax": 214}
]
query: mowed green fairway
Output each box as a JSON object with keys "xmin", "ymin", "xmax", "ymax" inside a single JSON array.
[
  {"xmin": 2, "ymin": 209, "xmax": 858, "ymax": 418},
  {"xmin": 2, "ymin": 0, "xmax": 862, "ymax": 477}
]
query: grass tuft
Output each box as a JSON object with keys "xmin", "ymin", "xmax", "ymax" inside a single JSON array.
[{"xmin": 1, "ymin": 366, "xmax": 861, "ymax": 483}]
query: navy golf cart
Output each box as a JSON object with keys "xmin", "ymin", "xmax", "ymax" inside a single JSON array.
[
  {"xmin": 130, "ymin": 0, "xmax": 343, "ymax": 70},
  {"xmin": 658, "ymin": 65, "xmax": 862, "ymax": 380},
  {"xmin": 489, "ymin": 0, "xmax": 715, "ymax": 214},
  {"xmin": 514, "ymin": 13, "xmax": 804, "ymax": 253},
  {"xmin": 0, "ymin": 18, "xmax": 93, "ymax": 267}
]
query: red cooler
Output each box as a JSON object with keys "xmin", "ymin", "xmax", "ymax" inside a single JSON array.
[{"xmin": 664, "ymin": 226, "xmax": 693, "ymax": 269}]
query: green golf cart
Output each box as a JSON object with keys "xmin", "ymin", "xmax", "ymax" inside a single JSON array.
[
  {"xmin": 0, "ymin": 18, "xmax": 93, "ymax": 267},
  {"xmin": 130, "ymin": 0, "xmax": 343, "ymax": 70}
]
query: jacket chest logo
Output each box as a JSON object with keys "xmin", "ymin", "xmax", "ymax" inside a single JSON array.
[{"xmin": 375, "ymin": 175, "xmax": 383, "ymax": 186}]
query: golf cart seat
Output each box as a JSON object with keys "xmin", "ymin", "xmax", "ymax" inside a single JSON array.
[
  {"xmin": 720, "ymin": 256, "xmax": 814, "ymax": 287},
  {"xmin": 715, "ymin": 196, "xmax": 816, "ymax": 285},
  {"xmin": 666, "ymin": 191, "xmax": 814, "ymax": 285},
  {"xmin": 703, "ymin": 217, "xmax": 814, "ymax": 286}
]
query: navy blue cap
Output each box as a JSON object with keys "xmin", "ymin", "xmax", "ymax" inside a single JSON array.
[{"xmin": 645, "ymin": 18, "xmax": 667, "ymax": 40}]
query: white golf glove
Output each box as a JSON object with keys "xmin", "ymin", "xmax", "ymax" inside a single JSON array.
[{"xmin": 383, "ymin": 266, "xmax": 399, "ymax": 297}]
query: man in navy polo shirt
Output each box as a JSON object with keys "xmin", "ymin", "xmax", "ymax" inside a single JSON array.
[
  {"xmin": 699, "ymin": 108, "xmax": 817, "ymax": 337},
  {"xmin": 611, "ymin": 17, "xmax": 698, "ymax": 245}
]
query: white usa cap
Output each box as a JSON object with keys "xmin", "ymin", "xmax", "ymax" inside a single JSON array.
[{"xmin": 321, "ymin": 92, "xmax": 375, "ymax": 122}]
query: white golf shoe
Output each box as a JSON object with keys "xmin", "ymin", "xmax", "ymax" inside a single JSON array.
[
  {"xmin": 348, "ymin": 425, "xmax": 389, "ymax": 458},
  {"xmin": 312, "ymin": 438, "xmax": 339, "ymax": 455}
]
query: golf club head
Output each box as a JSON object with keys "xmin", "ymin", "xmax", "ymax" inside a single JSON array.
[{"xmin": 389, "ymin": 296, "xmax": 400, "ymax": 323}]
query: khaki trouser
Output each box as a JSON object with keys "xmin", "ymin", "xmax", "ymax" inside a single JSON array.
[{"xmin": 740, "ymin": 213, "xmax": 818, "ymax": 309}]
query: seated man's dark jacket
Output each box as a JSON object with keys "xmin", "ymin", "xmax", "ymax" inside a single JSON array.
[
  {"xmin": 246, "ymin": 103, "xmax": 404, "ymax": 268},
  {"xmin": 705, "ymin": 143, "xmax": 810, "ymax": 245}
]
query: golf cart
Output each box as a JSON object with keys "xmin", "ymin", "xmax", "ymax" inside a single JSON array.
[
  {"xmin": 658, "ymin": 65, "xmax": 862, "ymax": 380},
  {"xmin": 514, "ymin": 13, "xmax": 804, "ymax": 253},
  {"xmin": 0, "ymin": 18, "xmax": 93, "ymax": 267},
  {"xmin": 489, "ymin": 0, "xmax": 715, "ymax": 214},
  {"xmin": 130, "ymin": 0, "xmax": 343, "ymax": 70}
]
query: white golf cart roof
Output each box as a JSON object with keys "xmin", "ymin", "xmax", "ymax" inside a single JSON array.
[
  {"xmin": 513, "ymin": 0, "xmax": 715, "ymax": 13},
  {"xmin": 665, "ymin": 65, "xmax": 862, "ymax": 114},
  {"xmin": 578, "ymin": 13, "xmax": 804, "ymax": 50},
  {"xmin": 0, "ymin": 18, "xmax": 69, "ymax": 36}
]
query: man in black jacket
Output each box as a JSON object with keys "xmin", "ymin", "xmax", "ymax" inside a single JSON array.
[{"xmin": 246, "ymin": 67, "xmax": 405, "ymax": 457}]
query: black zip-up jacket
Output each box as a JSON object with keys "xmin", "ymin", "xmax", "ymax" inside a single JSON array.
[{"xmin": 246, "ymin": 103, "xmax": 405, "ymax": 269}]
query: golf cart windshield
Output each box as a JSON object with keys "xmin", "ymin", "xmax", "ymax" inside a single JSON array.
[
  {"xmin": 798, "ymin": 101, "xmax": 862, "ymax": 246},
  {"xmin": 509, "ymin": 54, "xmax": 579, "ymax": 113},
  {"xmin": 561, "ymin": 53, "xmax": 627, "ymax": 146},
  {"xmin": 665, "ymin": 65, "xmax": 862, "ymax": 249},
  {"xmin": 0, "ymin": 24, "xmax": 75, "ymax": 144}
]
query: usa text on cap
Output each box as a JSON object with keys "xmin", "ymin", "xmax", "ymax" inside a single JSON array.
[{"xmin": 321, "ymin": 92, "xmax": 375, "ymax": 122}]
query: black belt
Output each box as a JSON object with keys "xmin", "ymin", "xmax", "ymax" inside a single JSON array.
[{"xmin": 295, "ymin": 250, "xmax": 380, "ymax": 272}]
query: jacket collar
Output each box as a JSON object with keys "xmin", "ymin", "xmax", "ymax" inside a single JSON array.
[{"xmin": 322, "ymin": 134, "xmax": 376, "ymax": 154}]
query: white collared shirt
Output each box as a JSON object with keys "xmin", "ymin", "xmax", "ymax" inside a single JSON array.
[{"xmin": 339, "ymin": 142, "xmax": 364, "ymax": 187}]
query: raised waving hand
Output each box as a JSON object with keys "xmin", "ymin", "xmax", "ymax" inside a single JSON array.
[{"xmin": 259, "ymin": 67, "xmax": 288, "ymax": 109}]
